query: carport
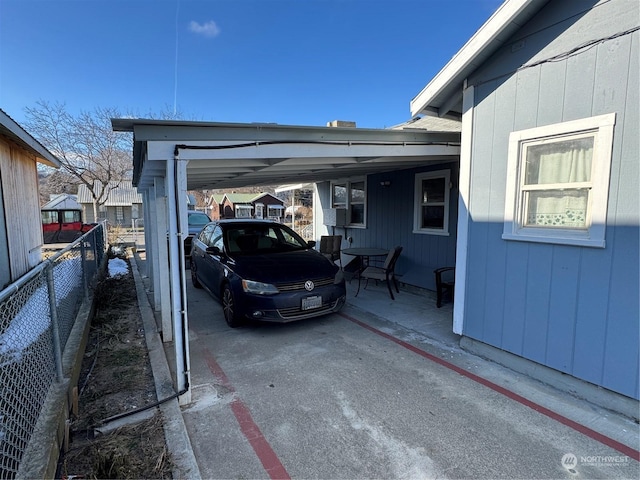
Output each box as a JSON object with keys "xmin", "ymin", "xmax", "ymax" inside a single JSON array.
[{"xmin": 111, "ymin": 118, "xmax": 460, "ymax": 402}]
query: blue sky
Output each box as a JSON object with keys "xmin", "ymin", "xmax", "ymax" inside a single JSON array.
[{"xmin": 1, "ymin": 0, "xmax": 503, "ymax": 129}]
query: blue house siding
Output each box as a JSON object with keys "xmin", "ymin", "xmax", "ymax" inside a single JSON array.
[
  {"xmin": 461, "ymin": 0, "xmax": 639, "ymax": 399},
  {"xmin": 317, "ymin": 162, "xmax": 459, "ymax": 291}
]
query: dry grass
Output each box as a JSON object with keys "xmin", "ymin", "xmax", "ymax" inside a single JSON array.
[{"xmin": 58, "ymin": 250, "xmax": 173, "ymax": 479}]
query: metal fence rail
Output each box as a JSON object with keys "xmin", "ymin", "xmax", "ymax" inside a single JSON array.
[{"xmin": 0, "ymin": 223, "xmax": 106, "ymax": 479}]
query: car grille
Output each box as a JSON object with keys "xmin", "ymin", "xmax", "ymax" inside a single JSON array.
[
  {"xmin": 275, "ymin": 277, "xmax": 335, "ymax": 292},
  {"xmin": 277, "ymin": 299, "xmax": 340, "ymax": 319}
]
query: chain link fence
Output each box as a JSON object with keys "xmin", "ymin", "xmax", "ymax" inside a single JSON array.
[{"xmin": 0, "ymin": 223, "xmax": 106, "ymax": 479}]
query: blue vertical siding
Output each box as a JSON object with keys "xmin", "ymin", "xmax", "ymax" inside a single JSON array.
[
  {"xmin": 521, "ymin": 245, "xmax": 552, "ymax": 365},
  {"xmin": 461, "ymin": 0, "xmax": 639, "ymax": 399},
  {"xmin": 501, "ymin": 241, "xmax": 529, "ymax": 355},
  {"xmin": 316, "ymin": 162, "xmax": 459, "ymax": 291}
]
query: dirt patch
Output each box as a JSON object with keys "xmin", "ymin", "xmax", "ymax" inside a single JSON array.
[{"xmin": 57, "ymin": 251, "xmax": 173, "ymax": 479}]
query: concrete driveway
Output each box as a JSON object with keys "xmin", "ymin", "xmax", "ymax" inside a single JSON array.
[{"xmin": 177, "ymin": 279, "xmax": 639, "ymax": 479}]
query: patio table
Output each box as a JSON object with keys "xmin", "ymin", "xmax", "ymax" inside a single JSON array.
[{"xmin": 342, "ymin": 247, "xmax": 389, "ymax": 292}]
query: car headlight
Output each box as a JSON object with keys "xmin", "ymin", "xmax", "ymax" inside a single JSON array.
[
  {"xmin": 242, "ymin": 279, "xmax": 279, "ymax": 295},
  {"xmin": 334, "ymin": 269, "xmax": 345, "ymax": 284}
]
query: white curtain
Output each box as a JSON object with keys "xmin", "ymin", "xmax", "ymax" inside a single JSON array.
[{"xmin": 524, "ymin": 137, "xmax": 593, "ymax": 228}]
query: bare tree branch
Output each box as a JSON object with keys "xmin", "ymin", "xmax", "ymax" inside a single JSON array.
[{"xmin": 24, "ymin": 101, "xmax": 133, "ymax": 213}]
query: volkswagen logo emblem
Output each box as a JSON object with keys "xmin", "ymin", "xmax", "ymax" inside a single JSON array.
[{"xmin": 304, "ymin": 280, "xmax": 315, "ymax": 291}]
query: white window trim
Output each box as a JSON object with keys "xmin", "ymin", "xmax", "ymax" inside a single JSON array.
[
  {"xmin": 267, "ymin": 205, "xmax": 283, "ymax": 219},
  {"xmin": 255, "ymin": 203, "xmax": 264, "ymax": 219},
  {"xmin": 235, "ymin": 204, "xmax": 253, "ymax": 218},
  {"xmin": 413, "ymin": 169, "xmax": 451, "ymax": 236},
  {"xmin": 502, "ymin": 113, "xmax": 615, "ymax": 248},
  {"xmin": 331, "ymin": 177, "xmax": 367, "ymax": 228}
]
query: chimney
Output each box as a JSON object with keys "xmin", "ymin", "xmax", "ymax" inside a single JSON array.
[{"xmin": 327, "ymin": 120, "xmax": 356, "ymax": 128}]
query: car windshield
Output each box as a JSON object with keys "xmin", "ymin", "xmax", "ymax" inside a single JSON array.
[
  {"xmin": 188, "ymin": 212, "xmax": 211, "ymax": 226},
  {"xmin": 225, "ymin": 223, "xmax": 308, "ymax": 255}
]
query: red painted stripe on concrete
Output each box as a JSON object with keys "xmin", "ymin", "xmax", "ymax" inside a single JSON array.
[
  {"xmin": 339, "ymin": 312, "xmax": 640, "ymax": 462},
  {"xmin": 231, "ymin": 399, "xmax": 291, "ymax": 480},
  {"xmin": 203, "ymin": 348, "xmax": 291, "ymax": 480}
]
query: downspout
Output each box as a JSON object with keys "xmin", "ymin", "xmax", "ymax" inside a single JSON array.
[{"xmin": 166, "ymin": 152, "xmax": 190, "ymax": 401}]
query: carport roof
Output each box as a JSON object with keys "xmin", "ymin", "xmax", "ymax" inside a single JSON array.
[{"xmin": 111, "ymin": 118, "xmax": 461, "ymax": 191}]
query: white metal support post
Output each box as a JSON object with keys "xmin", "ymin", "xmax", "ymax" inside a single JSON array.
[
  {"xmin": 154, "ymin": 177, "xmax": 172, "ymax": 339},
  {"xmin": 166, "ymin": 155, "xmax": 191, "ymax": 404}
]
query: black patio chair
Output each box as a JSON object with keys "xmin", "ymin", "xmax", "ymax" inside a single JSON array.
[
  {"xmin": 356, "ymin": 246, "xmax": 403, "ymax": 300},
  {"xmin": 434, "ymin": 266, "xmax": 455, "ymax": 307}
]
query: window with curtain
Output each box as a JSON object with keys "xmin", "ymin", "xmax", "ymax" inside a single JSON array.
[
  {"xmin": 503, "ymin": 113, "xmax": 616, "ymax": 248},
  {"xmin": 413, "ymin": 169, "xmax": 451, "ymax": 235},
  {"xmin": 522, "ymin": 136, "xmax": 592, "ymax": 228}
]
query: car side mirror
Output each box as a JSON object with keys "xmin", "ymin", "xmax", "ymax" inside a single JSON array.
[
  {"xmin": 307, "ymin": 240, "xmax": 316, "ymax": 248},
  {"xmin": 206, "ymin": 246, "xmax": 221, "ymax": 256}
]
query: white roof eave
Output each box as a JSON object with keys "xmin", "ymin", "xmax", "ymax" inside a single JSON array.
[{"xmin": 410, "ymin": 0, "xmax": 548, "ymax": 118}]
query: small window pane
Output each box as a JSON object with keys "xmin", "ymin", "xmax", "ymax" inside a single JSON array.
[
  {"xmin": 524, "ymin": 189, "xmax": 589, "ymax": 228},
  {"xmin": 42, "ymin": 211, "xmax": 58, "ymax": 225},
  {"xmin": 350, "ymin": 182, "xmax": 365, "ymax": 202},
  {"xmin": 525, "ymin": 137, "xmax": 593, "ymax": 185},
  {"xmin": 62, "ymin": 211, "xmax": 81, "ymax": 222},
  {"xmin": 333, "ymin": 184, "xmax": 347, "ymax": 206},
  {"xmin": 422, "ymin": 178, "xmax": 445, "ymax": 203},
  {"xmin": 351, "ymin": 204, "xmax": 365, "ymax": 224},
  {"xmin": 421, "ymin": 206, "xmax": 445, "ymax": 229}
]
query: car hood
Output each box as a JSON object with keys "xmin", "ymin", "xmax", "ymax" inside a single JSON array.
[{"xmin": 232, "ymin": 250, "xmax": 337, "ymax": 282}]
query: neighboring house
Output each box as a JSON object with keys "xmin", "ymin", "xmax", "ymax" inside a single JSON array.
[
  {"xmin": 206, "ymin": 194, "xmax": 225, "ymax": 220},
  {"xmin": 77, "ymin": 180, "xmax": 143, "ymax": 226},
  {"xmin": 409, "ymin": 0, "xmax": 639, "ymax": 401},
  {"xmin": 219, "ymin": 193, "xmax": 285, "ymax": 221},
  {"xmin": 0, "ymin": 109, "xmax": 61, "ymax": 288}
]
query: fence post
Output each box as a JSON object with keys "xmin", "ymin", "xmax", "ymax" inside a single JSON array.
[
  {"xmin": 80, "ymin": 237, "xmax": 88, "ymax": 301},
  {"xmin": 45, "ymin": 262, "xmax": 64, "ymax": 382}
]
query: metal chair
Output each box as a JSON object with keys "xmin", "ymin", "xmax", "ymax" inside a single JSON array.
[
  {"xmin": 356, "ymin": 246, "xmax": 403, "ymax": 300},
  {"xmin": 320, "ymin": 235, "xmax": 342, "ymax": 268},
  {"xmin": 434, "ymin": 267, "xmax": 455, "ymax": 307}
]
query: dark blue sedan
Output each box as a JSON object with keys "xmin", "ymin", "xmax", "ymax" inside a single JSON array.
[{"xmin": 190, "ymin": 219, "xmax": 346, "ymax": 327}]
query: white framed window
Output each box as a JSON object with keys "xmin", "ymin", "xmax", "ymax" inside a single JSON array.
[
  {"xmin": 331, "ymin": 178, "xmax": 366, "ymax": 227},
  {"xmin": 235, "ymin": 204, "xmax": 253, "ymax": 218},
  {"xmin": 413, "ymin": 169, "xmax": 451, "ymax": 235},
  {"xmin": 255, "ymin": 204, "xmax": 264, "ymax": 219},
  {"xmin": 502, "ymin": 113, "xmax": 615, "ymax": 248},
  {"xmin": 267, "ymin": 205, "xmax": 283, "ymax": 220}
]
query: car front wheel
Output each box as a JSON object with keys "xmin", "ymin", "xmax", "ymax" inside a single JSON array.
[
  {"xmin": 190, "ymin": 261, "xmax": 202, "ymax": 289},
  {"xmin": 222, "ymin": 284, "xmax": 242, "ymax": 328}
]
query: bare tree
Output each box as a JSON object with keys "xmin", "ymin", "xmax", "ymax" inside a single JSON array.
[
  {"xmin": 38, "ymin": 169, "xmax": 78, "ymax": 205},
  {"xmin": 25, "ymin": 100, "xmax": 132, "ymax": 221}
]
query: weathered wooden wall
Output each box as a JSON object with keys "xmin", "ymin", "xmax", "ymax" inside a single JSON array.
[{"xmin": 0, "ymin": 138, "xmax": 43, "ymax": 286}]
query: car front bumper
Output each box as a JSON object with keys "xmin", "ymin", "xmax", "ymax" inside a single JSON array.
[{"xmin": 236, "ymin": 283, "xmax": 347, "ymax": 323}]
